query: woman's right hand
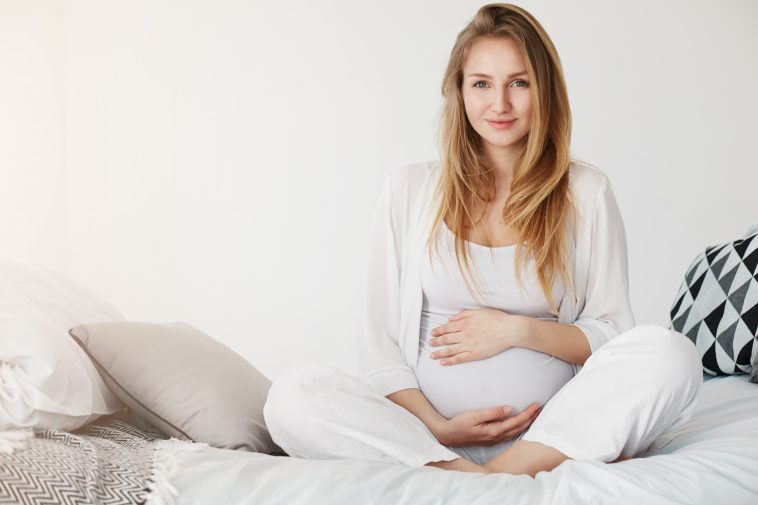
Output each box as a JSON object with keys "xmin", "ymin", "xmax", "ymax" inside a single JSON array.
[{"xmin": 435, "ymin": 403, "xmax": 542, "ymax": 447}]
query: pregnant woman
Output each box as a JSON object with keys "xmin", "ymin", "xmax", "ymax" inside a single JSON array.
[{"xmin": 263, "ymin": 3, "xmax": 702, "ymax": 476}]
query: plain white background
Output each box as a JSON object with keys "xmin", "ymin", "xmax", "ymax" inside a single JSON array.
[{"xmin": 1, "ymin": 0, "xmax": 756, "ymax": 381}]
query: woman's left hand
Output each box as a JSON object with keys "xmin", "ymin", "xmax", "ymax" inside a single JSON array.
[{"xmin": 429, "ymin": 308, "xmax": 528, "ymax": 365}]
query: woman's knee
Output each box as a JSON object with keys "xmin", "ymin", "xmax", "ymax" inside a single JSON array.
[
  {"xmin": 263, "ymin": 363, "xmax": 342, "ymax": 432},
  {"xmin": 640, "ymin": 326, "xmax": 702, "ymax": 389}
]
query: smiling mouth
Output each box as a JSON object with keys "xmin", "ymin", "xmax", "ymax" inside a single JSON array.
[{"xmin": 487, "ymin": 119, "xmax": 517, "ymax": 128}]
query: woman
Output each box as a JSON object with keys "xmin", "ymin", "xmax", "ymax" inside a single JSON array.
[{"xmin": 263, "ymin": 3, "xmax": 702, "ymax": 476}]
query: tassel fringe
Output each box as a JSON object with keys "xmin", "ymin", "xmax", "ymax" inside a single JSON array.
[{"xmin": 144, "ymin": 437, "xmax": 209, "ymax": 505}]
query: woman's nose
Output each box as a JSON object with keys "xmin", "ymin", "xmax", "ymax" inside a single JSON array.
[{"xmin": 492, "ymin": 87, "xmax": 512, "ymax": 113}]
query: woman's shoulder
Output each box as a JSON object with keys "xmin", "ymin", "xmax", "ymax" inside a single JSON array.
[
  {"xmin": 390, "ymin": 159, "xmax": 608, "ymax": 193},
  {"xmin": 568, "ymin": 158, "xmax": 612, "ymax": 205},
  {"xmin": 385, "ymin": 160, "xmax": 441, "ymax": 201},
  {"xmin": 386, "ymin": 158, "xmax": 612, "ymax": 207},
  {"xmin": 387, "ymin": 159, "xmax": 440, "ymax": 185}
]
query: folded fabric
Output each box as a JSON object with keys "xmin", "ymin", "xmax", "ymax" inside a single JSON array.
[
  {"xmin": 0, "ymin": 258, "xmax": 124, "ymax": 432},
  {"xmin": 670, "ymin": 224, "xmax": 758, "ymax": 377},
  {"xmin": 69, "ymin": 320, "xmax": 284, "ymax": 454}
]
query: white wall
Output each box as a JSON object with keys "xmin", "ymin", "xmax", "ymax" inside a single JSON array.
[
  {"xmin": 0, "ymin": 1, "xmax": 66, "ymax": 271},
  {"xmin": 2, "ymin": 0, "xmax": 756, "ymax": 381}
]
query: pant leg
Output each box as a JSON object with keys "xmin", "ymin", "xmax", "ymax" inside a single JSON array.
[
  {"xmin": 262, "ymin": 363, "xmax": 462, "ymax": 467},
  {"xmin": 519, "ymin": 324, "xmax": 703, "ymax": 462}
]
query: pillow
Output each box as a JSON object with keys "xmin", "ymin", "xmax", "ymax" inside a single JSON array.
[
  {"xmin": 669, "ymin": 224, "xmax": 758, "ymax": 377},
  {"xmin": 0, "ymin": 258, "xmax": 125, "ymax": 431},
  {"xmin": 69, "ymin": 320, "xmax": 284, "ymax": 454}
]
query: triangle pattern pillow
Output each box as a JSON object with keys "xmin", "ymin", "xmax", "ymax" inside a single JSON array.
[{"xmin": 669, "ymin": 224, "xmax": 758, "ymax": 378}]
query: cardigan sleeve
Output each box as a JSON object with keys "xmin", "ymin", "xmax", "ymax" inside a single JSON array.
[
  {"xmin": 355, "ymin": 173, "xmax": 421, "ymax": 397},
  {"xmin": 570, "ymin": 175, "xmax": 636, "ymax": 354}
]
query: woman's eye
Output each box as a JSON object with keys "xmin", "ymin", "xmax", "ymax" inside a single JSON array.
[{"xmin": 472, "ymin": 79, "xmax": 529, "ymax": 89}]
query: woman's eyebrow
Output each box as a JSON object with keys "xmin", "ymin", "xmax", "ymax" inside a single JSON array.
[{"xmin": 466, "ymin": 71, "xmax": 527, "ymax": 79}]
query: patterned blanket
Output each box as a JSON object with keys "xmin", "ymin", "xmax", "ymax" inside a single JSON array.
[{"xmin": 0, "ymin": 414, "xmax": 202, "ymax": 505}]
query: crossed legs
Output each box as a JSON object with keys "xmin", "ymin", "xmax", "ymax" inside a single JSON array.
[
  {"xmin": 425, "ymin": 440, "xmax": 569, "ymax": 476},
  {"xmin": 427, "ymin": 441, "xmax": 632, "ymax": 476},
  {"xmin": 264, "ymin": 326, "xmax": 698, "ymax": 477}
]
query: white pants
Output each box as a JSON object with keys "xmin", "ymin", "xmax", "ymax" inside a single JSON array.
[{"xmin": 263, "ymin": 325, "xmax": 703, "ymax": 467}]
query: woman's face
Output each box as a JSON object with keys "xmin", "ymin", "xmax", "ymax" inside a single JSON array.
[{"xmin": 461, "ymin": 37, "xmax": 533, "ymax": 157}]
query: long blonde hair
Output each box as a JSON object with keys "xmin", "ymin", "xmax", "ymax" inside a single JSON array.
[{"xmin": 427, "ymin": 3, "xmax": 576, "ymax": 315}]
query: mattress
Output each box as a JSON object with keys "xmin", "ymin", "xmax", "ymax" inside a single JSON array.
[{"xmin": 169, "ymin": 374, "xmax": 758, "ymax": 505}]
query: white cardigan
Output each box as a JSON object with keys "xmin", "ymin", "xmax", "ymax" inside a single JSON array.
[{"xmin": 356, "ymin": 159, "xmax": 636, "ymax": 398}]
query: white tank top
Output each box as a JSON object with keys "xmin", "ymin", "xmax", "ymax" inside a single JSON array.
[{"xmin": 416, "ymin": 222, "xmax": 575, "ymax": 420}]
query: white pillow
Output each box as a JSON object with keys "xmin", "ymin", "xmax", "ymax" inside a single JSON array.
[{"xmin": 0, "ymin": 258, "xmax": 124, "ymax": 431}]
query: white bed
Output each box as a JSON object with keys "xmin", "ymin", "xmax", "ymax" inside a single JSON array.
[{"xmin": 169, "ymin": 374, "xmax": 758, "ymax": 505}]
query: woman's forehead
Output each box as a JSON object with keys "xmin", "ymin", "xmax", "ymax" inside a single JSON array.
[{"xmin": 463, "ymin": 38, "xmax": 526, "ymax": 77}]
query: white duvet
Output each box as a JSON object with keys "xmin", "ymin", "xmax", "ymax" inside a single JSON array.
[{"xmin": 170, "ymin": 375, "xmax": 758, "ymax": 505}]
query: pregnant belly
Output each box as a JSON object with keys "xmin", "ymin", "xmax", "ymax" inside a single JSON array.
[{"xmin": 415, "ymin": 347, "xmax": 575, "ymax": 420}]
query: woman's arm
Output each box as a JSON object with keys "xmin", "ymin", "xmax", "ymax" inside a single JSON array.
[
  {"xmin": 568, "ymin": 174, "xmax": 636, "ymax": 353},
  {"xmin": 357, "ymin": 170, "xmax": 451, "ymax": 437},
  {"xmin": 516, "ymin": 318, "xmax": 592, "ymax": 365},
  {"xmin": 355, "ymin": 169, "xmax": 419, "ymax": 397},
  {"xmin": 385, "ymin": 388, "xmax": 448, "ymax": 437},
  {"xmin": 427, "ymin": 309, "xmax": 593, "ymax": 366},
  {"xmin": 513, "ymin": 175, "xmax": 634, "ymax": 362}
]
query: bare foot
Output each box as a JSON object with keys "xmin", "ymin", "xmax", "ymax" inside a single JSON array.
[
  {"xmin": 484, "ymin": 440, "xmax": 569, "ymax": 477},
  {"xmin": 425, "ymin": 457, "xmax": 492, "ymax": 473}
]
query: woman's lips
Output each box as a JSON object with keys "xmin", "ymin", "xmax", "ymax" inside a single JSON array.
[{"xmin": 487, "ymin": 119, "xmax": 516, "ymax": 129}]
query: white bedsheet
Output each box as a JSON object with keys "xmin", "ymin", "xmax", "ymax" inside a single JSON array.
[{"xmin": 171, "ymin": 375, "xmax": 758, "ymax": 505}]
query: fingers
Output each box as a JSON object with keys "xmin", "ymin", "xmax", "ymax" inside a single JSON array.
[
  {"xmin": 487, "ymin": 403, "xmax": 541, "ymax": 439},
  {"xmin": 461, "ymin": 403, "xmax": 542, "ymax": 446},
  {"xmin": 477, "ymin": 402, "xmax": 537, "ymax": 424},
  {"xmin": 501, "ymin": 406, "xmax": 541, "ymax": 439},
  {"xmin": 430, "ymin": 331, "xmax": 463, "ymax": 347},
  {"xmin": 478, "ymin": 405, "xmax": 514, "ymax": 423},
  {"xmin": 432, "ymin": 318, "xmax": 465, "ymax": 337},
  {"xmin": 437, "ymin": 350, "xmax": 474, "ymax": 366},
  {"xmin": 430, "ymin": 344, "xmax": 462, "ymax": 359},
  {"xmin": 431, "ymin": 322, "xmax": 456, "ymax": 337}
]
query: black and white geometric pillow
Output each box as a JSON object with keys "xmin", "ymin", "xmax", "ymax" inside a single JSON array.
[{"xmin": 669, "ymin": 224, "xmax": 758, "ymax": 376}]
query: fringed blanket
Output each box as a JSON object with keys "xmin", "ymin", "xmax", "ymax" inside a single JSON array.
[{"xmin": 0, "ymin": 415, "xmax": 206, "ymax": 505}]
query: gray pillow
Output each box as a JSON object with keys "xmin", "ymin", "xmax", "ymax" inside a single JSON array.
[{"xmin": 69, "ymin": 321, "xmax": 284, "ymax": 454}]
